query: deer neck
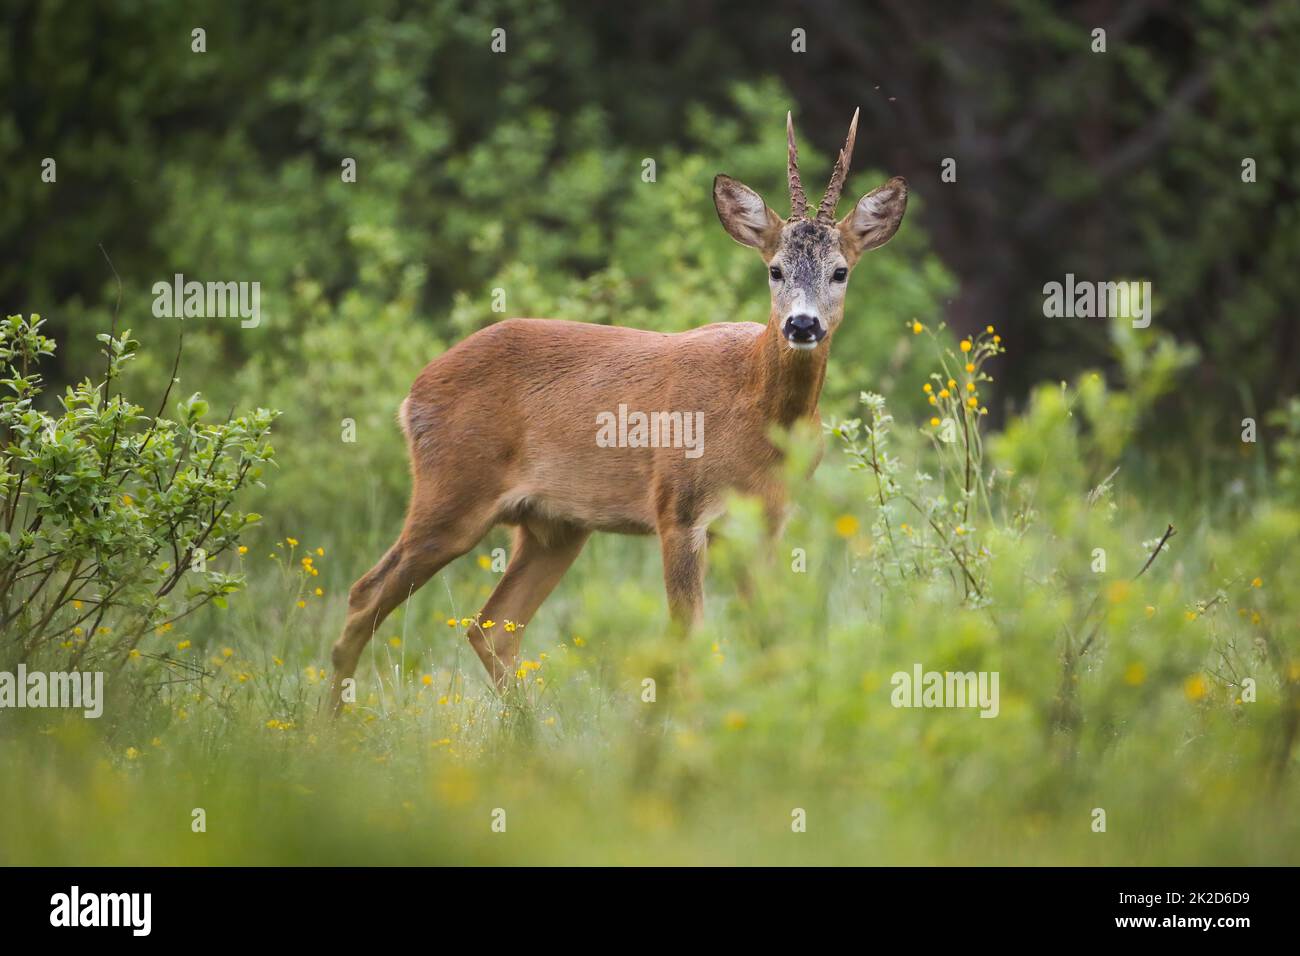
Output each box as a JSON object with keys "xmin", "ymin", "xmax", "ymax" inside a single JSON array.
[{"xmin": 744, "ymin": 311, "xmax": 830, "ymax": 426}]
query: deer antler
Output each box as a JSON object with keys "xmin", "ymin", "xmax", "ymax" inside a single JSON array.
[
  {"xmin": 787, "ymin": 111, "xmax": 808, "ymax": 220},
  {"xmin": 816, "ymin": 108, "xmax": 860, "ymax": 223}
]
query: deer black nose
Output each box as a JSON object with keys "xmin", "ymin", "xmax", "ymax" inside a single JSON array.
[{"xmin": 783, "ymin": 313, "xmax": 825, "ymax": 343}]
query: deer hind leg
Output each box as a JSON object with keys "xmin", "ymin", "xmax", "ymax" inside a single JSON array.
[
  {"xmin": 327, "ymin": 504, "xmax": 493, "ymax": 714},
  {"xmin": 468, "ymin": 520, "xmax": 589, "ymax": 689}
]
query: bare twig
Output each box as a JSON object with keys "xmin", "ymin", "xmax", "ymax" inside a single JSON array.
[
  {"xmin": 1136, "ymin": 523, "xmax": 1176, "ymax": 580},
  {"xmin": 1078, "ymin": 523, "xmax": 1176, "ymax": 657}
]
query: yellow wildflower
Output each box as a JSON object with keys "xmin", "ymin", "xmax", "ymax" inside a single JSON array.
[{"xmin": 1106, "ymin": 580, "xmax": 1131, "ymax": 604}]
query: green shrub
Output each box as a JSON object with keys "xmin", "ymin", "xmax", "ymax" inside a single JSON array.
[{"xmin": 0, "ymin": 313, "xmax": 277, "ymax": 673}]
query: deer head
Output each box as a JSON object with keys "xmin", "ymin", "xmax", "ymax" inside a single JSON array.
[{"xmin": 712, "ymin": 109, "xmax": 908, "ymax": 351}]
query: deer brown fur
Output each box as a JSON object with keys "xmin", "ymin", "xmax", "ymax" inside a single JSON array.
[{"xmin": 327, "ymin": 110, "xmax": 907, "ymax": 711}]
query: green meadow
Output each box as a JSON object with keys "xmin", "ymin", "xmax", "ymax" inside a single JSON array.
[
  {"xmin": 4, "ymin": 308, "xmax": 1299, "ymax": 865},
  {"xmin": 4, "ymin": 2, "xmax": 1299, "ymax": 866}
]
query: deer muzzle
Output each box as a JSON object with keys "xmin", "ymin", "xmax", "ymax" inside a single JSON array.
[{"xmin": 782, "ymin": 313, "xmax": 826, "ymax": 349}]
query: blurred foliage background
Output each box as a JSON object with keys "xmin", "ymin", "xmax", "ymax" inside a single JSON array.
[
  {"xmin": 3, "ymin": 0, "xmax": 1300, "ymax": 865},
  {"xmin": 5, "ymin": 1, "xmax": 1299, "ymax": 435}
]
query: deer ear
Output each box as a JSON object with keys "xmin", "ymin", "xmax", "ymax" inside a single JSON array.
[
  {"xmin": 839, "ymin": 176, "xmax": 908, "ymax": 258},
  {"xmin": 713, "ymin": 175, "xmax": 783, "ymax": 254}
]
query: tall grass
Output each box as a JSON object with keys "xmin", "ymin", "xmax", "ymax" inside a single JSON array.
[{"xmin": 4, "ymin": 316, "xmax": 1298, "ymax": 866}]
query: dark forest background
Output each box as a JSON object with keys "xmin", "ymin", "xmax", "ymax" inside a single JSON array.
[{"xmin": 3, "ymin": 0, "xmax": 1297, "ymax": 469}]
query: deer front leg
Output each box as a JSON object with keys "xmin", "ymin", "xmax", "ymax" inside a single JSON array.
[
  {"xmin": 659, "ymin": 524, "xmax": 706, "ymax": 632},
  {"xmin": 733, "ymin": 482, "xmax": 789, "ymax": 605}
]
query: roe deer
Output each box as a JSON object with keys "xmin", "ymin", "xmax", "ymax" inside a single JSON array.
[{"xmin": 328, "ymin": 110, "xmax": 907, "ymax": 711}]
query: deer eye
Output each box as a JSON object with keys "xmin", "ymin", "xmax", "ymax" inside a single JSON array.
[
  {"xmin": 832, "ymin": 267, "xmax": 848, "ymax": 283},
  {"xmin": 769, "ymin": 265, "xmax": 783, "ymax": 281}
]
